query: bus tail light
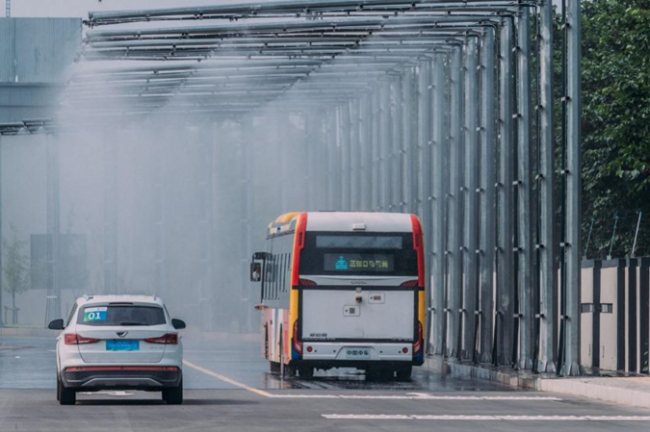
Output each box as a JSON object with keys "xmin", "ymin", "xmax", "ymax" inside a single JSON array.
[
  {"xmin": 293, "ymin": 320, "xmax": 303, "ymax": 354},
  {"xmin": 299, "ymin": 278, "xmax": 317, "ymax": 286},
  {"xmin": 400, "ymin": 280, "xmax": 418, "ymax": 287},
  {"xmin": 64, "ymin": 334, "xmax": 100, "ymax": 345},
  {"xmin": 413, "ymin": 322, "xmax": 423, "ymax": 355}
]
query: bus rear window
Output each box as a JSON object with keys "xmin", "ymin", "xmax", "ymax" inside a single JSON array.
[
  {"xmin": 301, "ymin": 232, "xmax": 417, "ymax": 276},
  {"xmin": 316, "ymin": 235, "xmax": 403, "ymax": 249}
]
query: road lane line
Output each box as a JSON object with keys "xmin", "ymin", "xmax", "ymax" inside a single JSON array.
[
  {"xmin": 322, "ymin": 414, "xmax": 650, "ymax": 421},
  {"xmin": 270, "ymin": 394, "xmax": 561, "ymax": 401},
  {"xmin": 183, "ymin": 360, "xmax": 272, "ymax": 397}
]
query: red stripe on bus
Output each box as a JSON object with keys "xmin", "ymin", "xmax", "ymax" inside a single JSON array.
[
  {"xmin": 291, "ymin": 213, "xmax": 308, "ymax": 286},
  {"xmin": 410, "ymin": 214, "xmax": 425, "ymax": 287}
]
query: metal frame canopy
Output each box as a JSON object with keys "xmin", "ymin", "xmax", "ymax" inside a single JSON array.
[{"xmin": 49, "ymin": 0, "xmax": 583, "ymax": 377}]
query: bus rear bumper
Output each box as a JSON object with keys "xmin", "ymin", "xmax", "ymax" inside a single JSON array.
[{"xmin": 301, "ymin": 342, "xmax": 414, "ymax": 362}]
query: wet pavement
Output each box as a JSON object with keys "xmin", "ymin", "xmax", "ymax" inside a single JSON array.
[{"xmin": 2, "ymin": 332, "xmax": 650, "ymax": 432}]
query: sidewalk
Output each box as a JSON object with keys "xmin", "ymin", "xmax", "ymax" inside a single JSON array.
[
  {"xmin": 425, "ymin": 356, "xmax": 650, "ymax": 409},
  {"xmin": 539, "ymin": 376, "xmax": 650, "ymax": 409}
]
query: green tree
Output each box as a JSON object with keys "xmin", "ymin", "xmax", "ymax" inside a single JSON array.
[
  {"xmin": 581, "ymin": 0, "xmax": 650, "ymax": 258},
  {"xmin": 2, "ymin": 225, "xmax": 30, "ymax": 325}
]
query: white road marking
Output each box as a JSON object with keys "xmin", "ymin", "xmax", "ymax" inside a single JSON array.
[
  {"xmin": 270, "ymin": 394, "xmax": 561, "ymax": 401},
  {"xmin": 323, "ymin": 414, "xmax": 650, "ymax": 421},
  {"xmin": 183, "ymin": 360, "xmax": 273, "ymax": 397}
]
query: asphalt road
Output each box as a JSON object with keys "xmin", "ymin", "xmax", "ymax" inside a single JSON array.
[{"xmin": 2, "ymin": 332, "xmax": 650, "ymax": 432}]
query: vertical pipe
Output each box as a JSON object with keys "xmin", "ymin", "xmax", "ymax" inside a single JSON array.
[
  {"xmin": 479, "ymin": 29, "xmax": 496, "ymax": 364},
  {"xmin": 392, "ymin": 78, "xmax": 403, "ymax": 213},
  {"xmin": 563, "ymin": 0, "xmax": 582, "ymax": 376},
  {"xmin": 447, "ymin": 47, "xmax": 463, "ymax": 359},
  {"xmin": 402, "ymin": 68, "xmax": 415, "ymax": 214},
  {"xmin": 497, "ymin": 19, "xmax": 515, "ymax": 366},
  {"xmin": 380, "ymin": 82, "xmax": 392, "ymax": 212},
  {"xmin": 538, "ymin": 0, "xmax": 557, "ymax": 373},
  {"xmin": 432, "ymin": 53, "xmax": 447, "ymax": 357},
  {"xmin": 418, "ymin": 60, "xmax": 435, "ymax": 353},
  {"xmin": 517, "ymin": 7, "xmax": 535, "ymax": 370},
  {"xmin": 463, "ymin": 38, "xmax": 480, "ymax": 361}
]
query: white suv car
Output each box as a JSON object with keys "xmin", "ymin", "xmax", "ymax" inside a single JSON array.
[{"xmin": 48, "ymin": 295, "xmax": 185, "ymax": 405}]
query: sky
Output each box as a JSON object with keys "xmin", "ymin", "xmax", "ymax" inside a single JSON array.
[{"xmin": 3, "ymin": 0, "xmax": 240, "ymax": 18}]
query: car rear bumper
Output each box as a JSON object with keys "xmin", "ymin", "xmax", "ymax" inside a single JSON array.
[{"xmin": 61, "ymin": 366, "xmax": 181, "ymax": 390}]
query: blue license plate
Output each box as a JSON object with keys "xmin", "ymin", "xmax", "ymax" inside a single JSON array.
[{"xmin": 106, "ymin": 340, "xmax": 140, "ymax": 351}]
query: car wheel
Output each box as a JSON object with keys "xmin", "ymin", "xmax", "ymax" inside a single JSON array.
[
  {"xmin": 56, "ymin": 374, "xmax": 61, "ymax": 402},
  {"xmin": 58, "ymin": 378, "xmax": 76, "ymax": 405},
  {"xmin": 163, "ymin": 379, "xmax": 183, "ymax": 405}
]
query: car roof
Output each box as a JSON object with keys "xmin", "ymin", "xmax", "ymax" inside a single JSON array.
[{"xmin": 75, "ymin": 295, "xmax": 164, "ymax": 307}]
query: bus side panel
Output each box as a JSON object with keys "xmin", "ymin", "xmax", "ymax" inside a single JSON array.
[
  {"xmin": 262, "ymin": 308, "xmax": 273, "ymax": 361},
  {"xmin": 282, "ymin": 309, "xmax": 290, "ymax": 364}
]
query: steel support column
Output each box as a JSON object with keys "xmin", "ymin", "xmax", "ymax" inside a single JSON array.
[
  {"xmin": 350, "ymin": 99, "xmax": 361, "ymax": 210},
  {"xmin": 103, "ymin": 134, "xmax": 118, "ymax": 295},
  {"xmin": 326, "ymin": 109, "xmax": 338, "ymax": 210},
  {"xmin": 340, "ymin": 103, "xmax": 352, "ymax": 211},
  {"xmin": 402, "ymin": 67, "xmax": 416, "ymax": 214},
  {"xmin": 517, "ymin": 7, "xmax": 535, "ymax": 370},
  {"xmin": 432, "ymin": 53, "xmax": 447, "ymax": 357},
  {"xmin": 447, "ymin": 46, "xmax": 464, "ymax": 359},
  {"xmin": 360, "ymin": 95, "xmax": 372, "ymax": 211},
  {"xmin": 0, "ymin": 136, "xmax": 3, "ymax": 326},
  {"xmin": 497, "ymin": 19, "xmax": 515, "ymax": 366},
  {"xmin": 418, "ymin": 60, "xmax": 436, "ymax": 354},
  {"xmin": 478, "ymin": 28, "xmax": 496, "ymax": 364},
  {"xmin": 463, "ymin": 37, "xmax": 480, "ymax": 361},
  {"xmin": 45, "ymin": 134, "xmax": 61, "ymax": 320},
  {"xmin": 391, "ymin": 78, "xmax": 403, "ymax": 212},
  {"xmin": 563, "ymin": 0, "xmax": 582, "ymax": 376},
  {"xmin": 153, "ymin": 128, "xmax": 166, "ymax": 300},
  {"xmin": 538, "ymin": 0, "xmax": 557, "ymax": 373},
  {"xmin": 379, "ymin": 82, "xmax": 392, "ymax": 212},
  {"xmin": 371, "ymin": 92, "xmax": 381, "ymax": 211}
]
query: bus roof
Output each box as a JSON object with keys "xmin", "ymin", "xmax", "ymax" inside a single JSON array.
[{"xmin": 268, "ymin": 212, "xmax": 415, "ymax": 236}]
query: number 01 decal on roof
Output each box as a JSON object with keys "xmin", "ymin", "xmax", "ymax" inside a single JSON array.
[{"xmin": 84, "ymin": 307, "xmax": 107, "ymax": 322}]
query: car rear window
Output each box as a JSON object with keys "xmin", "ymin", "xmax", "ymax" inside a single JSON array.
[{"xmin": 77, "ymin": 305, "xmax": 166, "ymax": 326}]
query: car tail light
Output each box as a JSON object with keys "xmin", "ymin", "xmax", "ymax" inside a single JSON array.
[
  {"xmin": 64, "ymin": 333, "xmax": 100, "ymax": 345},
  {"xmin": 293, "ymin": 320, "xmax": 302, "ymax": 354},
  {"xmin": 413, "ymin": 322, "xmax": 423, "ymax": 355},
  {"xmin": 145, "ymin": 333, "xmax": 178, "ymax": 345}
]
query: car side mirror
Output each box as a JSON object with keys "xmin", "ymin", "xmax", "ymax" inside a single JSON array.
[
  {"xmin": 172, "ymin": 318, "xmax": 186, "ymax": 330},
  {"xmin": 48, "ymin": 319, "xmax": 64, "ymax": 330}
]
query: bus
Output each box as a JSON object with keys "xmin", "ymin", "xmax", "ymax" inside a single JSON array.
[{"xmin": 250, "ymin": 212, "xmax": 425, "ymax": 380}]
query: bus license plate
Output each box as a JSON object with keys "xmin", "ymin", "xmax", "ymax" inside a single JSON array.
[{"xmin": 345, "ymin": 347, "xmax": 370, "ymax": 360}]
